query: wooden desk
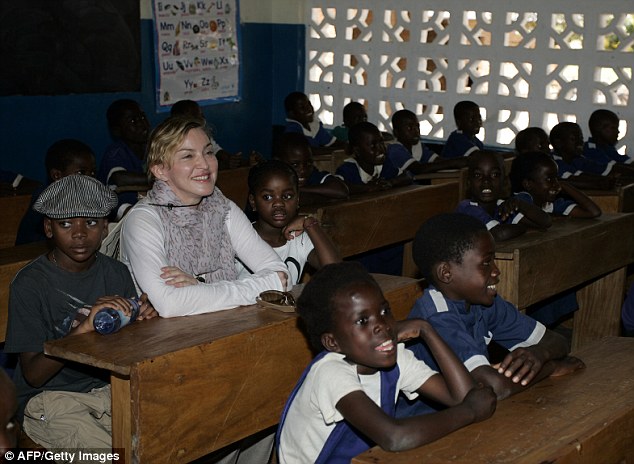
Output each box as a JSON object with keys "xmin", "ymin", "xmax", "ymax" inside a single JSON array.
[
  {"xmin": 315, "ymin": 183, "xmax": 459, "ymax": 277},
  {"xmin": 312, "ymin": 149, "xmax": 348, "ymax": 174},
  {"xmin": 0, "ymin": 193, "xmax": 32, "ymax": 249},
  {"xmin": 354, "ymin": 336, "xmax": 634, "ymax": 464},
  {"xmin": 585, "ymin": 182, "xmax": 634, "ymax": 213},
  {"xmin": 44, "ymin": 274, "xmax": 422, "ymax": 463},
  {"xmin": 494, "ymin": 213, "xmax": 634, "ymax": 349},
  {"xmin": 0, "ymin": 241, "xmax": 49, "ymax": 342},
  {"xmin": 413, "ymin": 169, "xmax": 468, "ymax": 201}
]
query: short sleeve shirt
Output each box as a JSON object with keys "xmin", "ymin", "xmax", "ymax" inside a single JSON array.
[
  {"xmin": 335, "ymin": 157, "xmax": 401, "ymax": 184},
  {"xmin": 386, "ymin": 141, "xmax": 438, "ymax": 173},
  {"xmin": 455, "ymin": 199, "xmax": 523, "ymax": 230},
  {"xmin": 442, "ymin": 130, "xmax": 484, "ymax": 158},
  {"xmin": 514, "ymin": 191, "xmax": 577, "ymax": 216},
  {"xmin": 285, "ymin": 119, "xmax": 336, "ymax": 148}
]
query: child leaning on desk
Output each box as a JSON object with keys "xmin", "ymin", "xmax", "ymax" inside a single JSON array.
[
  {"xmin": 397, "ymin": 213, "xmax": 584, "ymax": 420},
  {"xmin": 386, "ymin": 109, "xmax": 468, "ymax": 176},
  {"xmin": 509, "ymin": 151, "xmax": 602, "ymax": 218},
  {"xmin": 4, "ymin": 175, "xmax": 156, "ymax": 450},
  {"xmin": 335, "ymin": 121, "xmax": 412, "ymax": 195},
  {"xmin": 236, "ymin": 159, "xmax": 340, "ymax": 285},
  {"xmin": 274, "ymin": 132, "xmax": 349, "ymax": 204},
  {"xmin": 276, "ymin": 262, "xmax": 496, "ymax": 464},
  {"xmin": 456, "ymin": 150, "xmax": 551, "ymax": 242}
]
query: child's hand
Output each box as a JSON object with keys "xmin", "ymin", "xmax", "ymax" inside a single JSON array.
[
  {"xmin": 283, "ymin": 216, "xmax": 308, "ymax": 240},
  {"xmin": 462, "ymin": 384, "xmax": 497, "ymax": 422},
  {"xmin": 496, "ymin": 347, "xmax": 544, "ymax": 386},
  {"xmin": 549, "ymin": 356, "xmax": 585, "ymax": 377},
  {"xmin": 395, "ymin": 319, "xmax": 432, "ymax": 342},
  {"xmin": 137, "ymin": 293, "xmax": 159, "ymax": 320},
  {"xmin": 498, "ymin": 197, "xmax": 521, "ymax": 221},
  {"xmin": 75, "ymin": 296, "xmax": 138, "ymax": 334},
  {"xmin": 160, "ymin": 266, "xmax": 199, "ymax": 287}
]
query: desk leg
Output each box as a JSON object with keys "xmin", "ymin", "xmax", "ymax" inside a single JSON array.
[
  {"xmin": 111, "ymin": 375, "xmax": 132, "ymax": 464},
  {"xmin": 572, "ymin": 267, "xmax": 626, "ymax": 350}
]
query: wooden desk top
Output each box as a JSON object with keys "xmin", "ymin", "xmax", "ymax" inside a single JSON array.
[
  {"xmin": 494, "ymin": 213, "xmax": 634, "ymax": 309},
  {"xmin": 44, "ymin": 274, "xmax": 422, "ymax": 377},
  {"xmin": 354, "ymin": 336, "xmax": 634, "ymax": 464}
]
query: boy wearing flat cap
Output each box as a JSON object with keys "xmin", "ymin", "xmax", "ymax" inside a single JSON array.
[{"xmin": 5, "ymin": 175, "xmax": 157, "ymax": 450}]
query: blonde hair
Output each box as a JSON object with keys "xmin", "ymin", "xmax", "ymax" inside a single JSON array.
[{"xmin": 146, "ymin": 116, "xmax": 209, "ymax": 180}]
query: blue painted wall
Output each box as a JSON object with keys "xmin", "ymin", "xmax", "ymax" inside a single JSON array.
[{"xmin": 0, "ymin": 19, "xmax": 304, "ymax": 183}]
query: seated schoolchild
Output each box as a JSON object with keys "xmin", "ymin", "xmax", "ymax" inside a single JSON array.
[
  {"xmin": 98, "ymin": 99, "xmax": 152, "ymax": 219},
  {"xmin": 4, "ymin": 175, "xmax": 157, "ymax": 449},
  {"xmin": 277, "ymin": 261, "xmax": 496, "ymax": 463},
  {"xmin": 514, "ymin": 127, "xmax": 550, "ymax": 154},
  {"xmin": 284, "ymin": 91, "xmax": 346, "ymax": 153},
  {"xmin": 509, "ymin": 151, "xmax": 601, "ymax": 218},
  {"xmin": 387, "ymin": 109, "xmax": 467, "ymax": 176},
  {"xmin": 332, "ymin": 101, "xmax": 368, "ymax": 143},
  {"xmin": 274, "ymin": 132, "xmax": 348, "ymax": 205},
  {"xmin": 335, "ymin": 121, "xmax": 412, "ymax": 275},
  {"xmin": 456, "ymin": 150, "xmax": 551, "ymax": 242},
  {"xmin": 15, "ymin": 139, "xmax": 97, "ymax": 245},
  {"xmin": 442, "ymin": 100, "xmax": 484, "ymax": 158},
  {"xmin": 237, "ymin": 160, "xmax": 340, "ymax": 285},
  {"xmin": 397, "ymin": 213, "xmax": 584, "ymax": 418},
  {"xmin": 549, "ymin": 122, "xmax": 616, "ymax": 190},
  {"xmin": 583, "ymin": 109, "xmax": 634, "ymax": 168},
  {"xmin": 335, "ymin": 121, "xmax": 411, "ymax": 195}
]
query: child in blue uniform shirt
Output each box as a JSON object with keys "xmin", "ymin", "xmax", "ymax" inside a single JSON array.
[
  {"xmin": 583, "ymin": 109, "xmax": 634, "ymax": 169},
  {"xmin": 442, "ymin": 101, "xmax": 484, "ymax": 158},
  {"xmin": 98, "ymin": 99, "xmax": 152, "ymax": 219},
  {"xmin": 284, "ymin": 92, "xmax": 346, "ymax": 153},
  {"xmin": 387, "ymin": 110, "xmax": 467, "ymax": 175},
  {"xmin": 456, "ymin": 150, "xmax": 551, "ymax": 242},
  {"xmin": 549, "ymin": 122, "xmax": 617, "ymax": 190},
  {"xmin": 335, "ymin": 121, "xmax": 411, "ymax": 194},
  {"xmin": 397, "ymin": 213, "xmax": 584, "ymax": 418},
  {"xmin": 509, "ymin": 152, "xmax": 601, "ymax": 218},
  {"xmin": 276, "ymin": 262, "xmax": 496, "ymax": 464},
  {"xmin": 275, "ymin": 132, "xmax": 348, "ymax": 205}
]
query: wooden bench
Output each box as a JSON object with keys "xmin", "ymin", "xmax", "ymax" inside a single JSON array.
[
  {"xmin": 215, "ymin": 166, "xmax": 251, "ymax": 209},
  {"xmin": 0, "ymin": 193, "xmax": 33, "ymax": 249},
  {"xmin": 314, "ymin": 183, "xmax": 460, "ymax": 277},
  {"xmin": 44, "ymin": 274, "xmax": 422, "ymax": 463},
  {"xmin": 0, "ymin": 241, "xmax": 49, "ymax": 342},
  {"xmin": 353, "ymin": 336, "xmax": 634, "ymax": 464}
]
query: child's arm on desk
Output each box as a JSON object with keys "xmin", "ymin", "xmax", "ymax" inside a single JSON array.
[
  {"xmin": 560, "ymin": 182, "xmax": 602, "ymax": 218},
  {"xmin": 499, "ymin": 197, "xmax": 552, "ymax": 230},
  {"xmin": 283, "ymin": 216, "xmax": 341, "ymax": 268},
  {"xmin": 474, "ymin": 329, "xmax": 584, "ymax": 400},
  {"xmin": 19, "ymin": 296, "xmax": 144, "ymax": 388},
  {"xmin": 336, "ymin": 319, "xmax": 496, "ymax": 452},
  {"xmin": 300, "ymin": 176, "xmax": 349, "ymax": 200}
]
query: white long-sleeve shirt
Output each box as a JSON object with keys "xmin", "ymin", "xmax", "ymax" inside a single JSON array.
[{"xmin": 120, "ymin": 199, "xmax": 289, "ymax": 317}]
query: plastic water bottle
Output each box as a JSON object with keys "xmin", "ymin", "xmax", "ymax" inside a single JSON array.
[{"xmin": 93, "ymin": 298, "xmax": 140, "ymax": 335}]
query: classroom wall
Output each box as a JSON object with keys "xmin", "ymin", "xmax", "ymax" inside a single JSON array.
[{"xmin": 0, "ymin": 0, "xmax": 305, "ymax": 183}]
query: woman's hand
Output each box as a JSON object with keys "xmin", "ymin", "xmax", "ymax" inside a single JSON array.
[{"xmin": 161, "ymin": 266, "xmax": 199, "ymax": 287}]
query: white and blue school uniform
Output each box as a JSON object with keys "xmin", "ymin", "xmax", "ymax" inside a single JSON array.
[
  {"xmin": 285, "ymin": 118, "xmax": 337, "ymax": 148},
  {"xmin": 455, "ymin": 199, "xmax": 524, "ymax": 230},
  {"xmin": 552, "ymin": 152, "xmax": 611, "ymax": 177},
  {"xmin": 442, "ymin": 130, "xmax": 484, "ymax": 158},
  {"xmin": 386, "ymin": 140, "xmax": 437, "ymax": 173},
  {"xmin": 583, "ymin": 137, "xmax": 634, "ymax": 170},
  {"xmin": 334, "ymin": 157, "xmax": 402, "ymax": 184},
  {"xmin": 514, "ymin": 191, "xmax": 577, "ymax": 216},
  {"xmin": 396, "ymin": 287, "xmax": 544, "ymax": 418},
  {"xmin": 307, "ymin": 167, "xmax": 335, "ymax": 186},
  {"xmin": 277, "ymin": 345, "xmax": 436, "ymax": 464}
]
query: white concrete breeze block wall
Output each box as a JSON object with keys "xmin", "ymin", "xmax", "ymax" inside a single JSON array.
[{"xmin": 305, "ymin": 0, "xmax": 633, "ymax": 151}]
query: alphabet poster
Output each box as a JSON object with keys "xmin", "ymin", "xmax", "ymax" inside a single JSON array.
[{"xmin": 152, "ymin": 0, "xmax": 240, "ymax": 110}]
